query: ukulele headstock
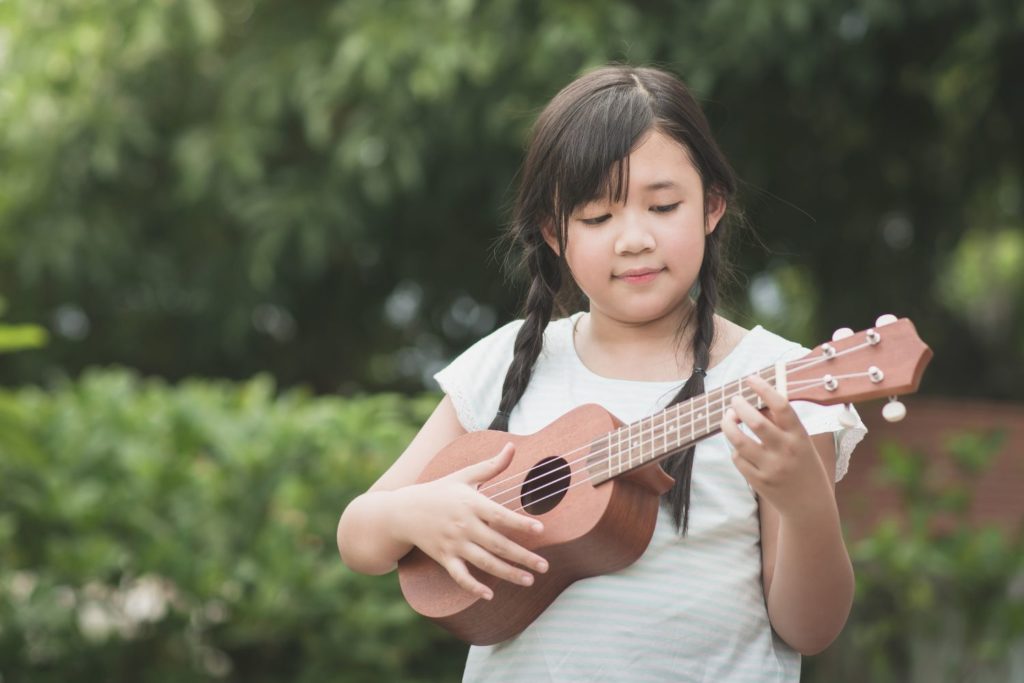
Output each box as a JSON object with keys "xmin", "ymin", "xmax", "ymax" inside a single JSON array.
[{"xmin": 784, "ymin": 315, "xmax": 932, "ymax": 421}]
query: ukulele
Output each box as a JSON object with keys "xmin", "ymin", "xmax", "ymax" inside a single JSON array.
[{"xmin": 397, "ymin": 315, "xmax": 932, "ymax": 645}]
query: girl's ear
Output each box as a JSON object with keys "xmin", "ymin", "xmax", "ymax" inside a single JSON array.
[
  {"xmin": 542, "ymin": 221, "xmax": 561, "ymax": 255},
  {"xmin": 705, "ymin": 190, "xmax": 728, "ymax": 235}
]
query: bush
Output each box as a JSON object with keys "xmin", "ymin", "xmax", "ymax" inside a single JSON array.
[
  {"xmin": 1, "ymin": 372, "xmax": 1021, "ymax": 681},
  {"xmin": 806, "ymin": 432, "xmax": 1024, "ymax": 682},
  {"xmin": 0, "ymin": 369, "xmax": 465, "ymax": 682}
]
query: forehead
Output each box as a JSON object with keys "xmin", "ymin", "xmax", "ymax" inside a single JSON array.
[{"xmin": 626, "ymin": 130, "xmax": 701, "ymax": 187}]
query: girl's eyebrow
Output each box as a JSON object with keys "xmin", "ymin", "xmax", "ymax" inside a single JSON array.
[
  {"xmin": 580, "ymin": 180, "xmax": 680, "ymax": 207},
  {"xmin": 644, "ymin": 180, "xmax": 679, "ymax": 191}
]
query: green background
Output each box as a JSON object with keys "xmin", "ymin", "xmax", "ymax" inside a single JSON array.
[{"xmin": 1, "ymin": 0, "xmax": 1022, "ymax": 680}]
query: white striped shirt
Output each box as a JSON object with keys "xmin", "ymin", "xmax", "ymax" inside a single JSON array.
[{"xmin": 433, "ymin": 312, "xmax": 866, "ymax": 682}]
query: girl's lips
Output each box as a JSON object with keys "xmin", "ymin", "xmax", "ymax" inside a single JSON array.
[{"xmin": 616, "ymin": 268, "xmax": 663, "ymax": 283}]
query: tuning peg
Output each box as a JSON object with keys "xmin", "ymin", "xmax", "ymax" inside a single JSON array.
[
  {"xmin": 832, "ymin": 327, "xmax": 854, "ymax": 341},
  {"xmin": 881, "ymin": 397, "xmax": 906, "ymax": 423},
  {"xmin": 875, "ymin": 314, "xmax": 898, "ymax": 327},
  {"xmin": 839, "ymin": 403, "xmax": 859, "ymax": 428}
]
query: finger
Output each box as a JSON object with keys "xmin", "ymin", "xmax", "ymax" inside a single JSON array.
[
  {"xmin": 730, "ymin": 448, "xmax": 762, "ymax": 487},
  {"xmin": 463, "ymin": 542, "xmax": 537, "ymax": 587},
  {"xmin": 729, "ymin": 394, "xmax": 784, "ymax": 448},
  {"xmin": 744, "ymin": 374, "xmax": 803, "ymax": 432},
  {"xmin": 480, "ymin": 497, "xmax": 545, "ymax": 536},
  {"xmin": 474, "ymin": 522, "xmax": 549, "ymax": 574},
  {"xmin": 444, "ymin": 556, "xmax": 494, "ymax": 600},
  {"xmin": 457, "ymin": 442, "xmax": 515, "ymax": 485},
  {"xmin": 720, "ymin": 407, "xmax": 760, "ymax": 460}
]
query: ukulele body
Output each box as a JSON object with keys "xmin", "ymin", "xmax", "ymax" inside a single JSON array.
[{"xmin": 397, "ymin": 403, "xmax": 675, "ymax": 645}]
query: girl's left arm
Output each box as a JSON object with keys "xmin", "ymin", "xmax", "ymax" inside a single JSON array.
[{"xmin": 721, "ymin": 375, "xmax": 855, "ymax": 656}]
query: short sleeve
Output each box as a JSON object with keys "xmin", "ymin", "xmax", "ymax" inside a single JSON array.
[
  {"xmin": 432, "ymin": 320, "xmax": 524, "ymax": 432},
  {"xmin": 777, "ymin": 345, "xmax": 868, "ymax": 483}
]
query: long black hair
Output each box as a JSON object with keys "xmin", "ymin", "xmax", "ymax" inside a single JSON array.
[{"xmin": 489, "ymin": 65, "xmax": 739, "ymax": 534}]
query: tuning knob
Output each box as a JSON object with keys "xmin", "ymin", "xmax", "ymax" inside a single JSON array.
[
  {"xmin": 882, "ymin": 397, "xmax": 906, "ymax": 423},
  {"xmin": 832, "ymin": 327, "xmax": 854, "ymax": 341},
  {"xmin": 875, "ymin": 314, "xmax": 898, "ymax": 327},
  {"xmin": 839, "ymin": 403, "xmax": 859, "ymax": 428}
]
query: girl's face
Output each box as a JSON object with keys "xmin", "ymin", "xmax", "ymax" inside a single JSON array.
[{"xmin": 546, "ymin": 129, "xmax": 726, "ymax": 328}]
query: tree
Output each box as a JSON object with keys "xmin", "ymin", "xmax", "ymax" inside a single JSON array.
[{"xmin": 0, "ymin": 0, "xmax": 1021, "ymax": 397}]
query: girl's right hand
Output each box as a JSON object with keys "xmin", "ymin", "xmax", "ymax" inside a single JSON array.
[{"xmin": 394, "ymin": 443, "xmax": 549, "ymax": 600}]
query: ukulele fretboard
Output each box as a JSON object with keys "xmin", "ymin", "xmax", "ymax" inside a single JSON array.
[{"xmin": 585, "ymin": 366, "xmax": 776, "ymax": 484}]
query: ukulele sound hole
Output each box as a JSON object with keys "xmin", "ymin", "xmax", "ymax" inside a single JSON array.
[{"xmin": 520, "ymin": 456, "xmax": 571, "ymax": 515}]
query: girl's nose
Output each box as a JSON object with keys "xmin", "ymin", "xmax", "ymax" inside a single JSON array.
[{"xmin": 613, "ymin": 214, "xmax": 656, "ymax": 255}]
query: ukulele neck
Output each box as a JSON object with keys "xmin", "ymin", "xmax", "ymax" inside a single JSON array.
[{"xmin": 586, "ymin": 366, "xmax": 777, "ymax": 484}]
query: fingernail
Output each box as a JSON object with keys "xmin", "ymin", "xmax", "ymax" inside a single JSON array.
[
  {"xmin": 521, "ymin": 573, "xmax": 533, "ymax": 585},
  {"xmin": 481, "ymin": 589, "xmax": 493, "ymax": 600},
  {"xmin": 532, "ymin": 522, "xmax": 543, "ymax": 533},
  {"xmin": 536, "ymin": 560, "xmax": 548, "ymax": 572}
]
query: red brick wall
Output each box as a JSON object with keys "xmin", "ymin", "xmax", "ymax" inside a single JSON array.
[{"xmin": 836, "ymin": 396, "xmax": 1024, "ymax": 540}]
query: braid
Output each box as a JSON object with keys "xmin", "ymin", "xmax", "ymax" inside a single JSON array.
[
  {"xmin": 488, "ymin": 246, "xmax": 562, "ymax": 431},
  {"xmin": 661, "ymin": 233, "xmax": 721, "ymax": 534}
]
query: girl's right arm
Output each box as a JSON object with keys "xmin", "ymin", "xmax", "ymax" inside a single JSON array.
[{"xmin": 336, "ymin": 395, "xmax": 548, "ymax": 600}]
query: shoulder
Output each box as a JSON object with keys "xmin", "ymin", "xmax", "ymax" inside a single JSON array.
[
  {"xmin": 711, "ymin": 315, "xmax": 802, "ymax": 370},
  {"xmin": 711, "ymin": 315, "xmax": 750, "ymax": 364},
  {"xmin": 453, "ymin": 314, "xmax": 579, "ymax": 363},
  {"xmin": 431, "ymin": 315, "xmax": 577, "ymax": 431},
  {"xmin": 723, "ymin": 318, "xmax": 805, "ymax": 365}
]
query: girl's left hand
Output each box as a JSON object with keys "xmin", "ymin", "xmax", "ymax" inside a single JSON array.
[{"xmin": 720, "ymin": 374, "xmax": 833, "ymax": 519}]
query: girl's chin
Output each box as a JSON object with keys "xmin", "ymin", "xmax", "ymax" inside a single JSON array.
[{"xmin": 593, "ymin": 302, "xmax": 691, "ymax": 326}]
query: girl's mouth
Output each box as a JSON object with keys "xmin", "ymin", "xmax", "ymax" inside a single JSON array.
[{"xmin": 616, "ymin": 268, "xmax": 663, "ymax": 283}]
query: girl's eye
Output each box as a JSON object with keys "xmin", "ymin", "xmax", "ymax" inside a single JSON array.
[
  {"xmin": 653, "ymin": 202, "xmax": 681, "ymax": 214},
  {"xmin": 580, "ymin": 214, "xmax": 611, "ymax": 226}
]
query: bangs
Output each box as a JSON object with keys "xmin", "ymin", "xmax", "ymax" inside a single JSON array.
[{"xmin": 549, "ymin": 85, "xmax": 654, "ymax": 238}]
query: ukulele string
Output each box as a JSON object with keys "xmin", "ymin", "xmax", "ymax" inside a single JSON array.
[
  {"xmin": 480, "ymin": 337, "xmax": 874, "ymax": 505},
  {"xmin": 495, "ymin": 372, "xmax": 872, "ymax": 515},
  {"xmin": 782, "ymin": 338, "xmax": 875, "ymax": 374},
  {"xmin": 486, "ymin": 378, "xmax": 775, "ymax": 508},
  {"xmin": 476, "ymin": 367, "xmax": 776, "ymax": 502},
  {"xmin": 475, "ymin": 383, "xmax": 732, "ymax": 498},
  {"xmin": 490, "ymin": 385, "xmax": 764, "ymax": 510}
]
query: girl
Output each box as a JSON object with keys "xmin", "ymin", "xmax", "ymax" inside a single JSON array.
[{"xmin": 338, "ymin": 65, "xmax": 866, "ymax": 681}]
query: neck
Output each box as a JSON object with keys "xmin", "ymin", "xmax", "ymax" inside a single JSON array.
[
  {"xmin": 576, "ymin": 304, "xmax": 700, "ymax": 380},
  {"xmin": 585, "ymin": 365, "xmax": 775, "ymax": 485},
  {"xmin": 584, "ymin": 301, "xmax": 697, "ymax": 349}
]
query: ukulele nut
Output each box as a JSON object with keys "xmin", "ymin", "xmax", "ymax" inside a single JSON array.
[
  {"xmin": 823, "ymin": 374, "xmax": 838, "ymax": 391},
  {"xmin": 822, "ymin": 343, "xmax": 837, "ymax": 358},
  {"xmin": 866, "ymin": 329, "xmax": 881, "ymax": 345},
  {"xmin": 869, "ymin": 366, "xmax": 884, "ymax": 383}
]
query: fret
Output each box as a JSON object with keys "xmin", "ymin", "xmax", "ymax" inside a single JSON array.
[
  {"xmin": 690, "ymin": 400, "xmax": 696, "ymax": 443},
  {"xmin": 622, "ymin": 421, "xmax": 630, "ymax": 475},
  {"xmin": 624, "ymin": 426, "xmax": 629, "ymax": 472},
  {"xmin": 720, "ymin": 383, "xmax": 727, "ymax": 425},
  {"xmin": 636, "ymin": 420, "xmax": 642, "ymax": 471},
  {"xmin": 647, "ymin": 415, "xmax": 654, "ymax": 464},
  {"xmin": 620, "ymin": 424, "xmax": 627, "ymax": 474},
  {"xmin": 646, "ymin": 415, "xmax": 653, "ymax": 466},
  {"xmin": 663, "ymin": 411, "xmax": 671, "ymax": 458},
  {"xmin": 704, "ymin": 394, "xmax": 710, "ymax": 435},
  {"xmin": 609, "ymin": 428, "xmax": 616, "ymax": 479}
]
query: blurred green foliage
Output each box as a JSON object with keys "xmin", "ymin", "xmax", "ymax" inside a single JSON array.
[
  {"xmin": 809, "ymin": 430, "xmax": 1024, "ymax": 682},
  {"xmin": 0, "ymin": 0, "xmax": 1022, "ymax": 396},
  {"xmin": 0, "ymin": 371, "xmax": 465, "ymax": 682},
  {"xmin": 0, "ymin": 296, "xmax": 47, "ymax": 353},
  {"xmin": 0, "ymin": 377, "xmax": 1020, "ymax": 681}
]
